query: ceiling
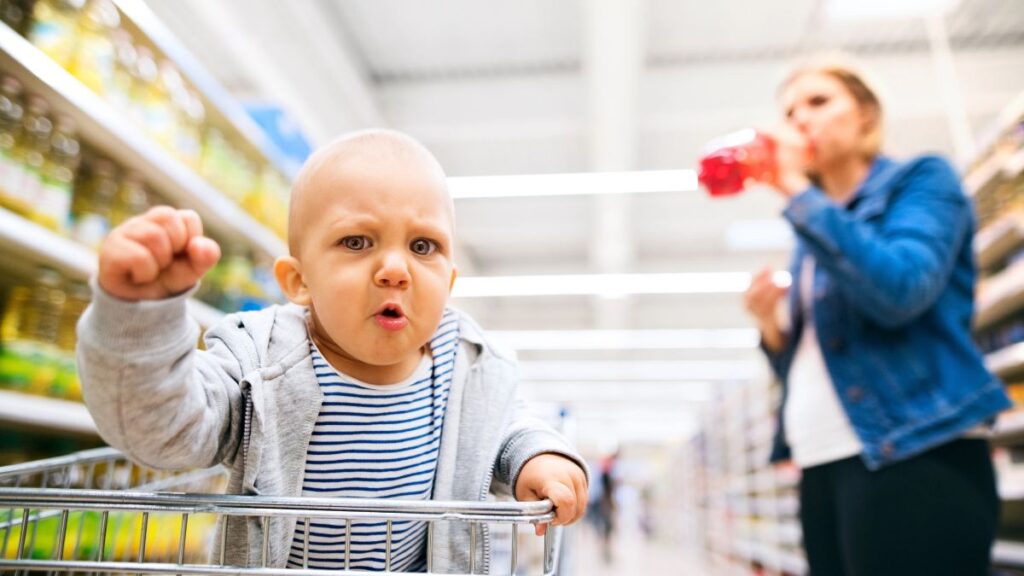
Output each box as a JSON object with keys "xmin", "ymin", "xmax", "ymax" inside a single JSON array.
[{"xmin": 142, "ymin": 0, "xmax": 1024, "ymax": 450}]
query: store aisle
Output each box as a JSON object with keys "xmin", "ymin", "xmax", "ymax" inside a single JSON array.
[{"xmin": 567, "ymin": 510, "xmax": 714, "ymax": 575}]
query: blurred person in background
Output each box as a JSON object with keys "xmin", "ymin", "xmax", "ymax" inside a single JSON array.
[
  {"xmin": 743, "ymin": 57, "xmax": 1011, "ymax": 575},
  {"xmin": 585, "ymin": 451, "xmax": 619, "ymax": 564}
]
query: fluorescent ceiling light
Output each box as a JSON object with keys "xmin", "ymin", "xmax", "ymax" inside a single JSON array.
[
  {"xmin": 518, "ymin": 360, "xmax": 763, "ymax": 381},
  {"xmin": 452, "ymin": 271, "xmax": 792, "ymax": 298},
  {"xmin": 826, "ymin": 0, "xmax": 959, "ymax": 20},
  {"xmin": 447, "ymin": 170, "xmax": 697, "ymax": 199},
  {"xmin": 521, "ymin": 381, "xmax": 715, "ymax": 403},
  {"xmin": 488, "ymin": 328, "xmax": 759, "ymax": 350}
]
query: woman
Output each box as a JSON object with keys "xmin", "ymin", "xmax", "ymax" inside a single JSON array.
[{"xmin": 744, "ymin": 59, "xmax": 1011, "ymax": 575}]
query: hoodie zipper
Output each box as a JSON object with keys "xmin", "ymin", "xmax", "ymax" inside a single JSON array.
[
  {"xmin": 241, "ymin": 386, "xmax": 253, "ymax": 479},
  {"xmin": 478, "ymin": 461, "xmax": 496, "ymax": 574}
]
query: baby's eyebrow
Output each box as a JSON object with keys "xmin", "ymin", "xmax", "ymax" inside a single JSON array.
[
  {"xmin": 411, "ymin": 220, "xmax": 453, "ymax": 240},
  {"xmin": 325, "ymin": 214, "xmax": 380, "ymax": 230}
]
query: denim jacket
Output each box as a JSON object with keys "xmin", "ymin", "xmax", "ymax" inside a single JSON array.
[{"xmin": 764, "ymin": 154, "xmax": 1011, "ymax": 470}]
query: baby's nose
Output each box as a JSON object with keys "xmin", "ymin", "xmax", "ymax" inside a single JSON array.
[{"xmin": 374, "ymin": 252, "xmax": 411, "ymax": 287}]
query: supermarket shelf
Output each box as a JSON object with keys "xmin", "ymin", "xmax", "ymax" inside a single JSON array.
[
  {"xmin": 732, "ymin": 541, "xmax": 807, "ymax": 575},
  {"xmin": 993, "ymin": 540, "xmax": 1024, "ymax": 568},
  {"xmin": 0, "ymin": 207, "xmax": 225, "ymax": 327},
  {"xmin": 965, "ymin": 151, "xmax": 1007, "ymax": 198},
  {"xmin": 0, "ymin": 207, "xmax": 94, "ymax": 279},
  {"xmin": 963, "ymin": 143, "xmax": 1023, "ymax": 199},
  {"xmin": 993, "ymin": 410, "xmax": 1024, "ymax": 447},
  {"xmin": 112, "ymin": 0, "xmax": 297, "ymax": 179},
  {"xmin": 0, "ymin": 22, "xmax": 287, "ymax": 261},
  {"xmin": 1005, "ymin": 148, "xmax": 1024, "ymax": 181},
  {"xmin": 974, "ymin": 92, "xmax": 1024, "ymax": 161},
  {"xmin": 0, "ymin": 390, "xmax": 96, "ymax": 436},
  {"xmin": 987, "ymin": 342, "xmax": 1024, "ymax": 381},
  {"xmin": 975, "ymin": 259, "xmax": 1024, "ymax": 331},
  {"xmin": 976, "ymin": 213, "xmax": 1024, "ymax": 271}
]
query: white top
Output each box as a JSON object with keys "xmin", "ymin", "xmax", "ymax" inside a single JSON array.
[{"xmin": 783, "ymin": 257, "xmax": 863, "ymax": 469}]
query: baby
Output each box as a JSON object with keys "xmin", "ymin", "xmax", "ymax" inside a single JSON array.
[{"xmin": 77, "ymin": 130, "xmax": 588, "ymax": 572}]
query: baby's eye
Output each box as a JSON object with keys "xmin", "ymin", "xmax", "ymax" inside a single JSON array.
[
  {"xmin": 410, "ymin": 238, "xmax": 437, "ymax": 256},
  {"xmin": 339, "ymin": 236, "xmax": 371, "ymax": 251}
]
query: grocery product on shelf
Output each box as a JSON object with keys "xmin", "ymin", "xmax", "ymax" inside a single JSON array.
[
  {"xmin": 11, "ymin": 0, "xmax": 295, "ymax": 239},
  {"xmin": 195, "ymin": 247, "xmax": 276, "ymax": 313},
  {"xmin": 68, "ymin": 0, "xmax": 118, "ymax": 95},
  {"xmin": 0, "ymin": 0, "xmax": 37, "ymax": 37},
  {"xmin": 0, "ymin": 268, "xmax": 88, "ymax": 400},
  {"xmin": 26, "ymin": 0, "xmax": 83, "ymax": 69},
  {"xmin": 36, "ymin": 113, "xmax": 79, "ymax": 231},
  {"xmin": 69, "ymin": 155, "xmax": 116, "ymax": 248},
  {"xmin": 0, "ymin": 74, "xmax": 25, "ymax": 214},
  {"xmin": 0, "ymin": 267, "xmax": 62, "ymax": 394},
  {"xmin": 108, "ymin": 168, "xmax": 147, "ymax": 226},
  {"xmin": 17, "ymin": 94, "xmax": 52, "ymax": 222}
]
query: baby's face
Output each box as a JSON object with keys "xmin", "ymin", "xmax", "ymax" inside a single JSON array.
[{"xmin": 296, "ymin": 156, "xmax": 455, "ymax": 382}]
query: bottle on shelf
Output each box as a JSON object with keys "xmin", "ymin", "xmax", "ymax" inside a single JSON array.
[
  {"xmin": 54, "ymin": 279, "xmax": 87, "ymax": 400},
  {"xmin": 0, "ymin": 0, "xmax": 38, "ymax": 36},
  {"xmin": 173, "ymin": 88, "xmax": 204, "ymax": 170},
  {"xmin": 70, "ymin": 155, "xmax": 116, "ymax": 248},
  {"xmin": 24, "ymin": 266, "xmax": 65, "ymax": 397},
  {"xmin": 0, "ymin": 74, "xmax": 26, "ymax": 215},
  {"xmin": 109, "ymin": 170, "xmax": 148, "ymax": 226},
  {"xmin": 107, "ymin": 28, "xmax": 136, "ymax": 113},
  {"xmin": 70, "ymin": 0, "xmax": 120, "ymax": 96},
  {"xmin": 18, "ymin": 95, "xmax": 53, "ymax": 226},
  {"xmin": 130, "ymin": 46, "xmax": 173, "ymax": 147},
  {"xmin": 37, "ymin": 113, "xmax": 79, "ymax": 232},
  {"xmin": 27, "ymin": 0, "xmax": 85, "ymax": 69},
  {"xmin": 0, "ymin": 267, "xmax": 64, "ymax": 396},
  {"xmin": 154, "ymin": 58, "xmax": 185, "ymax": 153}
]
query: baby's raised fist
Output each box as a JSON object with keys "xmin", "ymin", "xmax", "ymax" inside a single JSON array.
[{"xmin": 98, "ymin": 206, "xmax": 221, "ymax": 301}]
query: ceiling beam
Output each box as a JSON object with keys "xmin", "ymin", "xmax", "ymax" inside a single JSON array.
[{"xmin": 584, "ymin": 0, "xmax": 645, "ymax": 328}]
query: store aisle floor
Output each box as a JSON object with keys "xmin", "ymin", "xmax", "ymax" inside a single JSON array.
[{"xmin": 566, "ymin": 519, "xmax": 714, "ymax": 575}]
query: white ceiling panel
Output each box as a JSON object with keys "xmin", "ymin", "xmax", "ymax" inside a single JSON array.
[{"xmin": 331, "ymin": 0, "xmax": 581, "ymax": 77}]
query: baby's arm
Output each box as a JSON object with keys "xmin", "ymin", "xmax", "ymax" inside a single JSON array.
[
  {"xmin": 78, "ymin": 207, "xmax": 243, "ymax": 470},
  {"xmin": 496, "ymin": 397, "xmax": 589, "ymax": 535}
]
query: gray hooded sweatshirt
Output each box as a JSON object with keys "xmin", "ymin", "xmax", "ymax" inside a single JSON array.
[{"xmin": 76, "ymin": 285, "xmax": 586, "ymax": 574}]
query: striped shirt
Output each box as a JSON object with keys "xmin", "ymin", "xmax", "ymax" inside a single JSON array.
[{"xmin": 287, "ymin": 311, "xmax": 459, "ymax": 572}]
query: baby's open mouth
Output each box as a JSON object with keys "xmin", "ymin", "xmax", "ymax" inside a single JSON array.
[{"xmin": 374, "ymin": 304, "xmax": 408, "ymax": 331}]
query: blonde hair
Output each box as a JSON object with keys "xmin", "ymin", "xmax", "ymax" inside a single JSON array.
[{"xmin": 779, "ymin": 55, "xmax": 885, "ymax": 159}]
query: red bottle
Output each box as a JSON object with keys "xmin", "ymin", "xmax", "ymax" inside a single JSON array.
[{"xmin": 698, "ymin": 129, "xmax": 777, "ymax": 197}]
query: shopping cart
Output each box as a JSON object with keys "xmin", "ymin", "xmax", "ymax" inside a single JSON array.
[{"xmin": 0, "ymin": 447, "xmax": 563, "ymax": 575}]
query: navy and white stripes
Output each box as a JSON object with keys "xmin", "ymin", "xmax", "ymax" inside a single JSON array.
[{"xmin": 287, "ymin": 311, "xmax": 459, "ymax": 572}]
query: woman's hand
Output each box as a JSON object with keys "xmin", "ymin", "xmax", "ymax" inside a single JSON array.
[
  {"xmin": 744, "ymin": 267, "xmax": 788, "ymax": 352},
  {"xmin": 762, "ymin": 124, "xmax": 813, "ymax": 197}
]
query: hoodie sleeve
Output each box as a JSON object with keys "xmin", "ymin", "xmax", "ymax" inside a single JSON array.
[
  {"xmin": 494, "ymin": 394, "xmax": 590, "ymax": 497},
  {"xmin": 76, "ymin": 280, "xmax": 250, "ymax": 470}
]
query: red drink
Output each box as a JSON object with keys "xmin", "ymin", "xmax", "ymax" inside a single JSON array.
[{"xmin": 698, "ymin": 129, "xmax": 777, "ymax": 197}]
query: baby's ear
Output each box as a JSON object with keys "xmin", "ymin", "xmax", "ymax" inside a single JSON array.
[{"xmin": 274, "ymin": 256, "xmax": 311, "ymax": 306}]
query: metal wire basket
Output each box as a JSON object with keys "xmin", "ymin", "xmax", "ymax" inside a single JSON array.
[{"xmin": 0, "ymin": 447, "xmax": 563, "ymax": 575}]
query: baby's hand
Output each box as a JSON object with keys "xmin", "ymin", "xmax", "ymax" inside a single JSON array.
[
  {"xmin": 98, "ymin": 206, "xmax": 221, "ymax": 301},
  {"xmin": 514, "ymin": 453, "xmax": 588, "ymax": 536}
]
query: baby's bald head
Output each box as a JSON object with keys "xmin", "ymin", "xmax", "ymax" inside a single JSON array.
[{"xmin": 287, "ymin": 129, "xmax": 454, "ymax": 255}]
